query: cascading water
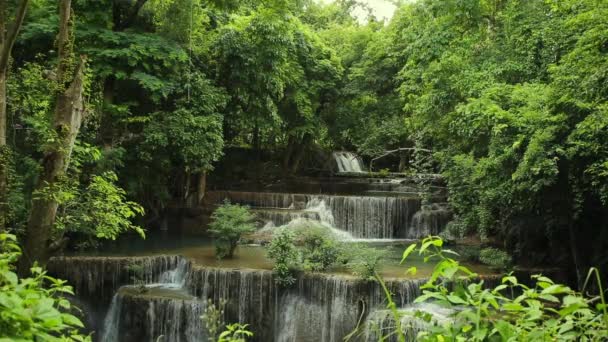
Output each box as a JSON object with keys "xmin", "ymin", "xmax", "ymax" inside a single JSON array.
[
  {"xmin": 100, "ymin": 257, "xmax": 203, "ymax": 342},
  {"xmin": 50, "ymin": 257, "xmax": 506, "ymax": 342},
  {"xmin": 333, "ymin": 152, "xmax": 365, "ymax": 173},
  {"xmin": 206, "ymin": 191, "xmax": 437, "ymax": 239}
]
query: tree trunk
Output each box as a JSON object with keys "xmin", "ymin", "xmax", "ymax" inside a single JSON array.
[
  {"xmin": 20, "ymin": 0, "xmax": 86, "ymax": 272},
  {"xmin": 197, "ymin": 172, "xmax": 206, "ymax": 205},
  {"xmin": 0, "ymin": 0, "xmax": 30, "ymax": 231},
  {"xmin": 0, "ymin": 71, "xmax": 7, "ymax": 232},
  {"xmin": 282, "ymin": 135, "xmax": 296, "ymax": 174},
  {"xmin": 568, "ymin": 220, "xmax": 585, "ymax": 290},
  {"xmin": 289, "ymin": 133, "xmax": 311, "ymax": 175}
]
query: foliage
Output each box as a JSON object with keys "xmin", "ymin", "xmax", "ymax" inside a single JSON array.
[
  {"xmin": 55, "ymin": 171, "xmax": 145, "ymax": 241},
  {"xmin": 266, "ymin": 229, "xmax": 299, "ymax": 287},
  {"xmin": 208, "ymin": 201, "xmax": 256, "ymax": 259},
  {"xmin": 201, "ymin": 298, "xmax": 227, "ymax": 342},
  {"xmin": 0, "ymin": 233, "xmax": 90, "ymax": 341},
  {"xmin": 345, "ymin": 243, "xmax": 386, "ymax": 281},
  {"xmin": 381, "ymin": 236, "xmax": 608, "ymax": 341},
  {"xmin": 300, "ymin": 226, "xmax": 342, "ymax": 272},
  {"xmin": 218, "ymin": 323, "xmax": 253, "ymax": 342},
  {"xmin": 479, "ymin": 247, "xmax": 512, "ymax": 270},
  {"xmin": 201, "ymin": 298, "xmax": 253, "ymax": 341},
  {"xmin": 124, "ymin": 262, "xmax": 148, "ymax": 293}
]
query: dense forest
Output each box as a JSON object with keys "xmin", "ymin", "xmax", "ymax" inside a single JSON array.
[{"xmin": 0, "ymin": 0, "xmax": 607, "ymax": 341}]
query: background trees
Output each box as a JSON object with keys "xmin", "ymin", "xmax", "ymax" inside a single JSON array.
[{"xmin": 0, "ymin": 0, "xmax": 605, "ymax": 285}]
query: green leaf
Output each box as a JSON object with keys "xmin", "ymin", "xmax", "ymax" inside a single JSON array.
[{"xmin": 401, "ymin": 243, "xmax": 417, "ymax": 264}]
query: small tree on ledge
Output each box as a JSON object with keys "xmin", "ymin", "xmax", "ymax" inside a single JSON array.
[{"xmin": 208, "ymin": 201, "xmax": 255, "ymax": 259}]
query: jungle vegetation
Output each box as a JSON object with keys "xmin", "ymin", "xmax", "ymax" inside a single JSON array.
[{"xmin": 0, "ymin": 0, "xmax": 606, "ymax": 340}]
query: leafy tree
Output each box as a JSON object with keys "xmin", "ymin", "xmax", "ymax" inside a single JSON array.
[{"xmin": 208, "ymin": 201, "xmax": 255, "ymax": 259}]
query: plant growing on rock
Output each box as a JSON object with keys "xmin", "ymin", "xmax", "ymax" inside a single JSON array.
[
  {"xmin": 218, "ymin": 323, "xmax": 253, "ymax": 342},
  {"xmin": 345, "ymin": 244, "xmax": 387, "ymax": 280},
  {"xmin": 125, "ymin": 262, "xmax": 147, "ymax": 293},
  {"xmin": 479, "ymin": 247, "xmax": 512, "ymax": 270},
  {"xmin": 267, "ymin": 229, "xmax": 300, "ymax": 287},
  {"xmin": 300, "ymin": 227, "xmax": 342, "ymax": 272},
  {"xmin": 208, "ymin": 201, "xmax": 256, "ymax": 259},
  {"xmin": 201, "ymin": 298, "xmax": 227, "ymax": 342}
]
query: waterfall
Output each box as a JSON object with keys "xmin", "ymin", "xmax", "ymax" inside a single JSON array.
[
  {"xmin": 100, "ymin": 257, "xmax": 201, "ymax": 342},
  {"xmin": 157, "ymin": 257, "xmax": 191, "ymax": 288},
  {"xmin": 100, "ymin": 293, "xmax": 123, "ymax": 342},
  {"xmin": 206, "ymin": 191, "xmax": 436, "ymax": 239},
  {"xmin": 184, "ymin": 267, "xmax": 425, "ymax": 342},
  {"xmin": 333, "ymin": 152, "xmax": 365, "ymax": 173},
  {"xmin": 46, "ymin": 255, "xmax": 187, "ymax": 305},
  {"xmin": 409, "ymin": 204, "xmax": 453, "ymax": 239},
  {"xmin": 51, "ymin": 256, "xmax": 451, "ymax": 342}
]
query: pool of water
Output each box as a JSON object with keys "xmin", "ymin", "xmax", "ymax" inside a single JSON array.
[{"xmin": 71, "ymin": 232, "xmax": 494, "ymax": 279}]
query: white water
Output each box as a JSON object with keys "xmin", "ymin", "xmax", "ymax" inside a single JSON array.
[
  {"xmin": 101, "ymin": 258, "xmax": 194, "ymax": 342},
  {"xmin": 333, "ymin": 152, "xmax": 365, "ymax": 173},
  {"xmin": 100, "ymin": 293, "xmax": 123, "ymax": 342}
]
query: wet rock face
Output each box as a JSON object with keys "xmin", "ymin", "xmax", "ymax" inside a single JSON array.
[
  {"xmin": 47, "ymin": 255, "xmax": 185, "ymax": 306},
  {"xmin": 51, "ymin": 256, "xmax": 430, "ymax": 342},
  {"xmin": 184, "ymin": 267, "xmax": 426, "ymax": 342},
  {"xmin": 55, "ymin": 257, "xmax": 511, "ymax": 342},
  {"xmin": 108, "ymin": 291, "xmax": 204, "ymax": 342}
]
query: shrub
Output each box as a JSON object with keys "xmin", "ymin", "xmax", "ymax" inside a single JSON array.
[
  {"xmin": 267, "ymin": 230, "xmax": 300, "ymax": 287},
  {"xmin": 201, "ymin": 298, "xmax": 227, "ymax": 342},
  {"xmin": 218, "ymin": 323, "xmax": 253, "ymax": 342},
  {"xmin": 345, "ymin": 244, "xmax": 386, "ymax": 280},
  {"xmin": 300, "ymin": 227, "xmax": 342, "ymax": 272},
  {"xmin": 208, "ymin": 201, "xmax": 256, "ymax": 259},
  {"xmin": 479, "ymin": 247, "xmax": 512, "ymax": 269},
  {"xmin": 0, "ymin": 233, "xmax": 89, "ymax": 341}
]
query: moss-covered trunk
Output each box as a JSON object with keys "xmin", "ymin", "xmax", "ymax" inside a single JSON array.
[{"xmin": 20, "ymin": 0, "xmax": 86, "ymax": 272}]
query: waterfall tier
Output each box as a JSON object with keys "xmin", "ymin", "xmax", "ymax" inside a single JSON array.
[
  {"xmin": 206, "ymin": 191, "xmax": 450, "ymax": 239},
  {"xmin": 47, "ymin": 255, "xmax": 185, "ymax": 305},
  {"xmin": 50, "ymin": 256, "xmax": 435, "ymax": 342},
  {"xmin": 333, "ymin": 152, "xmax": 365, "ymax": 173}
]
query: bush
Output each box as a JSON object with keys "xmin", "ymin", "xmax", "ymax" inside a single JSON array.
[
  {"xmin": 345, "ymin": 244, "xmax": 386, "ymax": 280},
  {"xmin": 267, "ymin": 230, "xmax": 300, "ymax": 287},
  {"xmin": 0, "ymin": 233, "xmax": 89, "ymax": 341},
  {"xmin": 479, "ymin": 247, "xmax": 512, "ymax": 269},
  {"xmin": 300, "ymin": 227, "xmax": 342, "ymax": 272},
  {"xmin": 208, "ymin": 201, "xmax": 256, "ymax": 259}
]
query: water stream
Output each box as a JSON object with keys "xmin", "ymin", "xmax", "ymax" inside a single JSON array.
[{"xmin": 51, "ymin": 155, "xmax": 464, "ymax": 341}]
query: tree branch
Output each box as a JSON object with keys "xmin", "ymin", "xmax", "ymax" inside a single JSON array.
[
  {"xmin": 115, "ymin": 0, "xmax": 148, "ymax": 31},
  {"xmin": 0, "ymin": 0, "xmax": 30, "ymax": 73},
  {"xmin": 370, "ymin": 147, "xmax": 433, "ymax": 171}
]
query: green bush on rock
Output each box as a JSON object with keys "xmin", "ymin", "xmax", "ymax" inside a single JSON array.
[
  {"xmin": 208, "ymin": 201, "xmax": 256, "ymax": 259},
  {"xmin": 479, "ymin": 247, "xmax": 512, "ymax": 269},
  {"xmin": 267, "ymin": 230, "xmax": 300, "ymax": 287},
  {"xmin": 300, "ymin": 227, "xmax": 343, "ymax": 272},
  {"xmin": 345, "ymin": 244, "xmax": 386, "ymax": 281}
]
